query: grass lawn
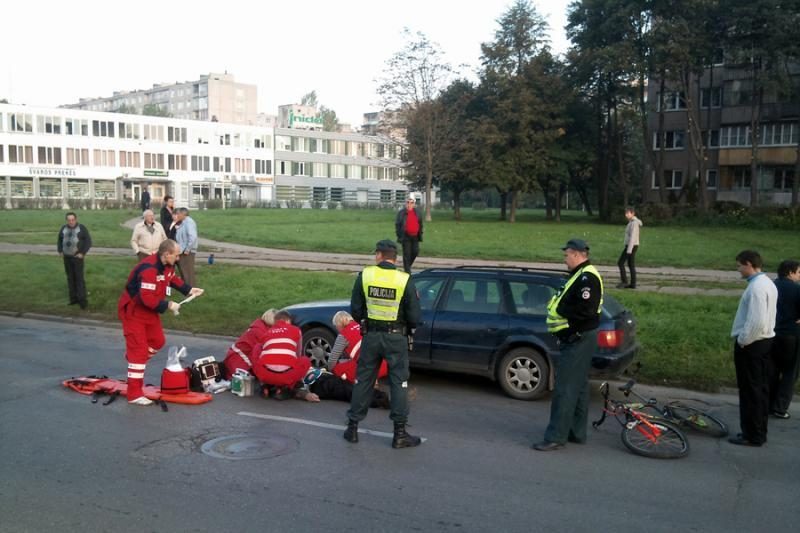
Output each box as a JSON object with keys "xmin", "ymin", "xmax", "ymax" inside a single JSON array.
[
  {"xmin": 0, "ymin": 253, "xmax": 751, "ymax": 392},
  {"xmin": 1, "ymin": 207, "xmax": 797, "ymax": 271}
]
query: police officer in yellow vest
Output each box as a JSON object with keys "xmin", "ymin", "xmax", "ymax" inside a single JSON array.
[
  {"xmin": 344, "ymin": 239, "xmax": 422, "ymax": 448},
  {"xmin": 533, "ymin": 238, "xmax": 604, "ymax": 452}
]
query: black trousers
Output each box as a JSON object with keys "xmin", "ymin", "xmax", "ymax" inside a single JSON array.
[
  {"xmin": 734, "ymin": 338, "xmax": 773, "ymax": 444},
  {"xmin": 769, "ymin": 334, "xmax": 800, "ymax": 414},
  {"xmin": 310, "ymin": 374, "xmax": 388, "ymax": 408},
  {"xmin": 401, "ymin": 235, "xmax": 420, "ymax": 274},
  {"xmin": 63, "ymin": 255, "xmax": 87, "ymax": 305},
  {"xmin": 617, "ymin": 245, "xmax": 638, "ymax": 287}
]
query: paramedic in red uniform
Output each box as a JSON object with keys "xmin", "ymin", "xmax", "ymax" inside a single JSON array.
[
  {"xmin": 222, "ymin": 309, "xmax": 277, "ymax": 377},
  {"xmin": 252, "ymin": 310, "xmax": 311, "ymax": 397},
  {"xmin": 327, "ymin": 310, "xmax": 388, "ymax": 383},
  {"xmin": 118, "ymin": 239, "xmax": 204, "ymax": 405}
]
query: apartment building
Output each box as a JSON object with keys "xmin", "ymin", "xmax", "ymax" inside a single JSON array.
[
  {"xmin": 63, "ymin": 73, "xmax": 258, "ymax": 125},
  {"xmin": 646, "ymin": 61, "xmax": 799, "ymax": 205}
]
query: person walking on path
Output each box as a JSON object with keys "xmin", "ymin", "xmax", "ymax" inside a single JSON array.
[
  {"xmin": 769, "ymin": 259, "xmax": 800, "ymax": 419},
  {"xmin": 175, "ymin": 207, "xmax": 198, "ymax": 287},
  {"xmin": 117, "ymin": 239, "xmax": 203, "ymax": 405},
  {"xmin": 57, "ymin": 212, "xmax": 92, "ymax": 310},
  {"xmin": 729, "ymin": 250, "xmax": 777, "ymax": 447},
  {"xmin": 533, "ymin": 238, "xmax": 603, "ymax": 452},
  {"xmin": 130, "ymin": 209, "xmax": 167, "ymax": 261},
  {"xmin": 395, "ymin": 196, "xmax": 423, "ymax": 274},
  {"xmin": 617, "ymin": 206, "xmax": 642, "ymax": 289},
  {"xmin": 140, "ymin": 184, "xmax": 151, "ymax": 212},
  {"xmin": 160, "ymin": 195, "xmax": 177, "ymax": 240},
  {"xmin": 344, "ymin": 239, "xmax": 422, "ymax": 448}
]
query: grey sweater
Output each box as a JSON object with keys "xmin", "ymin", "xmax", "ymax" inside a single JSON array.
[{"xmin": 624, "ymin": 216, "xmax": 643, "ymax": 254}]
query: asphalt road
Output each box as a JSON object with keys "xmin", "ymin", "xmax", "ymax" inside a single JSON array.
[{"xmin": 1, "ymin": 315, "xmax": 799, "ymax": 533}]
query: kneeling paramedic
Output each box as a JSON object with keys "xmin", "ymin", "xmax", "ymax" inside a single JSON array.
[
  {"xmin": 344, "ymin": 239, "xmax": 422, "ymax": 448},
  {"xmin": 118, "ymin": 239, "xmax": 204, "ymax": 405},
  {"xmin": 533, "ymin": 239, "xmax": 603, "ymax": 451}
]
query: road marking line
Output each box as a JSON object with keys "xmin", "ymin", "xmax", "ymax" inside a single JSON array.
[{"xmin": 237, "ymin": 411, "xmax": 427, "ymax": 442}]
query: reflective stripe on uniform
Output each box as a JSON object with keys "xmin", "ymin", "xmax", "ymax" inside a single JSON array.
[
  {"xmin": 546, "ymin": 264, "xmax": 604, "ymax": 333},
  {"xmin": 262, "ymin": 348, "xmax": 298, "ymax": 357},
  {"xmin": 141, "ymin": 282, "xmax": 156, "ymax": 290},
  {"xmin": 128, "ymin": 363, "xmax": 146, "ymax": 370},
  {"xmin": 361, "ymin": 265, "xmax": 409, "ymax": 322},
  {"xmin": 230, "ymin": 344, "xmax": 252, "ymax": 366},
  {"xmin": 127, "ymin": 372, "xmax": 145, "ymax": 379},
  {"xmin": 264, "ymin": 338, "xmax": 298, "ymax": 348}
]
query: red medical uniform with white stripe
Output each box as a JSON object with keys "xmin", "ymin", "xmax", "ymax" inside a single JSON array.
[
  {"xmin": 252, "ymin": 320, "xmax": 311, "ymax": 388},
  {"xmin": 223, "ymin": 319, "xmax": 271, "ymax": 377},
  {"xmin": 332, "ymin": 321, "xmax": 388, "ymax": 383}
]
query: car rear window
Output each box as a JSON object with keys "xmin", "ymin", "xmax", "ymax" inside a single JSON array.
[
  {"xmin": 508, "ymin": 281, "xmax": 555, "ymax": 316},
  {"xmin": 602, "ymin": 294, "xmax": 626, "ymax": 318}
]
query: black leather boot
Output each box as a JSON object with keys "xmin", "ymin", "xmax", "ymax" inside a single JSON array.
[
  {"xmin": 343, "ymin": 420, "xmax": 359, "ymax": 443},
  {"xmin": 392, "ymin": 422, "xmax": 422, "ymax": 449}
]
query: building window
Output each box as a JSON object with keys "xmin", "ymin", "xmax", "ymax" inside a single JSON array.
[
  {"xmin": 657, "ymin": 91, "xmax": 686, "ymax": 111},
  {"xmin": 39, "ymin": 178, "xmax": 62, "ymax": 198},
  {"xmin": 313, "ymin": 187, "xmax": 327, "ymax": 201},
  {"xmin": 94, "ymin": 180, "xmax": 116, "ymax": 200},
  {"xmin": 254, "ymin": 135, "xmax": 271, "ymax": 149},
  {"xmin": 380, "ymin": 190, "xmax": 392, "ymax": 202},
  {"xmin": 653, "ymin": 130, "xmax": 686, "ymax": 150},
  {"xmin": 118, "ymin": 122, "xmax": 140, "ymax": 140},
  {"xmin": 652, "ymin": 170, "xmax": 683, "ymax": 189},
  {"xmin": 720, "ymin": 125, "xmax": 751, "ymax": 147},
  {"xmin": 255, "ymin": 160, "xmax": 272, "ymax": 175},
  {"xmin": 168, "ymin": 154, "xmax": 187, "ymax": 171},
  {"xmin": 8, "ymin": 145, "xmax": 34, "ymax": 164},
  {"xmin": 11, "ymin": 178, "xmax": 34, "ymax": 197},
  {"xmin": 330, "ymin": 188, "xmax": 344, "ymax": 202},
  {"xmin": 144, "ymin": 124, "xmax": 164, "ymax": 141},
  {"xmin": 37, "ymin": 115, "xmax": 62, "ymax": 134},
  {"xmin": 760, "ymin": 123, "xmax": 798, "ymax": 146},
  {"xmin": 92, "ymin": 120, "xmax": 115, "ymax": 137},
  {"xmin": 0, "ymin": 144, "xmax": 3, "ymax": 163},
  {"xmin": 93, "ymin": 149, "xmax": 115, "ymax": 167},
  {"xmin": 167, "ymin": 126, "xmax": 187, "ymax": 143},
  {"xmin": 66, "ymin": 148, "xmax": 89, "ymax": 166},
  {"xmin": 10, "ymin": 113, "xmax": 33, "ymax": 132},
  {"xmin": 144, "ymin": 153, "xmax": 165, "ymax": 170},
  {"xmin": 37, "ymin": 146, "xmax": 62, "ymax": 165},
  {"xmin": 700, "ymin": 87, "xmax": 722, "ymax": 108},
  {"xmin": 191, "ymin": 155, "xmax": 210, "ymax": 172},
  {"xmin": 65, "ymin": 118, "xmax": 89, "ymax": 136},
  {"xmin": 120, "ymin": 151, "xmax": 141, "ymax": 168},
  {"xmin": 706, "ymin": 169, "xmax": 718, "ymax": 189},
  {"xmin": 732, "ymin": 167, "xmax": 751, "ymax": 189},
  {"xmin": 774, "ymin": 168, "xmax": 795, "ymax": 191},
  {"xmin": 312, "ymin": 162, "xmax": 327, "ymax": 177},
  {"xmin": 701, "ymin": 130, "xmax": 720, "ymax": 148},
  {"xmin": 67, "ymin": 179, "xmax": 90, "ymax": 199}
]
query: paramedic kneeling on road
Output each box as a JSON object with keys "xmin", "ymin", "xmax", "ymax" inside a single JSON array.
[
  {"xmin": 118, "ymin": 239, "xmax": 204, "ymax": 405},
  {"xmin": 533, "ymin": 238, "xmax": 603, "ymax": 452},
  {"xmin": 328, "ymin": 310, "xmax": 388, "ymax": 384},
  {"xmin": 252, "ymin": 310, "xmax": 312, "ymax": 398},
  {"xmin": 223, "ymin": 308, "xmax": 277, "ymax": 378},
  {"xmin": 344, "ymin": 239, "xmax": 422, "ymax": 449}
]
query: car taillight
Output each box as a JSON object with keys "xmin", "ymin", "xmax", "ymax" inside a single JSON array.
[{"xmin": 597, "ymin": 329, "xmax": 623, "ymax": 349}]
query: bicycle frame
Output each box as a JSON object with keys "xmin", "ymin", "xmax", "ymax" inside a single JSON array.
[{"xmin": 593, "ymin": 382, "xmax": 669, "ymax": 443}]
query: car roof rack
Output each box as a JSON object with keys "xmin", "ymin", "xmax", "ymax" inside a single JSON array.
[{"xmin": 451, "ymin": 265, "xmax": 568, "ymax": 274}]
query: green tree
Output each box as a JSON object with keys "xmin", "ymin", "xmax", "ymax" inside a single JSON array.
[
  {"xmin": 300, "ymin": 91, "xmax": 318, "ymax": 107},
  {"xmin": 111, "ymin": 104, "xmax": 139, "ymax": 114},
  {"xmin": 142, "ymin": 104, "xmax": 171, "ymax": 117},
  {"xmin": 377, "ymin": 28, "xmax": 454, "ymax": 221}
]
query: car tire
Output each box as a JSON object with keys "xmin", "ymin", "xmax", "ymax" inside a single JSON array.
[
  {"xmin": 497, "ymin": 347, "xmax": 549, "ymax": 401},
  {"xmin": 303, "ymin": 327, "xmax": 336, "ymax": 368}
]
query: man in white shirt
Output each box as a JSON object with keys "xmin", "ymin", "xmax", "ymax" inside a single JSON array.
[{"xmin": 729, "ymin": 250, "xmax": 777, "ymax": 447}]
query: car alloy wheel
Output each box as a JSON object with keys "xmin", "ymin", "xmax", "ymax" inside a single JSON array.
[
  {"xmin": 302, "ymin": 327, "xmax": 335, "ymax": 368},
  {"xmin": 497, "ymin": 347, "xmax": 549, "ymax": 400}
]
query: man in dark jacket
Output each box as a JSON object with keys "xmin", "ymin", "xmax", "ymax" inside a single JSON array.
[
  {"xmin": 140, "ymin": 184, "xmax": 151, "ymax": 212},
  {"xmin": 395, "ymin": 196, "xmax": 423, "ymax": 273},
  {"xmin": 57, "ymin": 212, "xmax": 92, "ymax": 309},
  {"xmin": 770, "ymin": 259, "xmax": 800, "ymax": 419}
]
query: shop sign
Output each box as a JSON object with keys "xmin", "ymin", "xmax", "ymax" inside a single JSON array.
[
  {"xmin": 144, "ymin": 170, "xmax": 169, "ymax": 177},
  {"xmin": 28, "ymin": 167, "xmax": 77, "ymax": 177},
  {"xmin": 255, "ymin": 177, "xmax": 274, "ymax": 184},
  {"xmin": 289, "ymin": 110, "xmax": 323, "ymax": 128}
]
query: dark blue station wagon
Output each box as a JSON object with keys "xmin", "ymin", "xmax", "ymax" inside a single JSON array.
[{"xmin": 286, "ymin": 266, "xmax": 638, "ymax": 400}]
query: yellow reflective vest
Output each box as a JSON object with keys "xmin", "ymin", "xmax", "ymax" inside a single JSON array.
[
  {"xmin": 361, "ymin": 265, "xmax": 410, "ymax": 322},
  {"xmin": 546, "ymin": 264, "xmax": 603, "ymax": 333}
]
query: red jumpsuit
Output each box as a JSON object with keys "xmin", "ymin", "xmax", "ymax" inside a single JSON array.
[
  {"xmin": 252, "ymin": 320, "xmax": 311, "ymax": 388},
  {"xmin": 223, "ymin": 319, "xmax": 271, "ymax": 377},
  {"xmin": 117, "ymin": 255, "xmax": 190, "ymax": 400},
  {"xmin": 332, "ymin": 321, "xmax": 388, "ymax": 383}
]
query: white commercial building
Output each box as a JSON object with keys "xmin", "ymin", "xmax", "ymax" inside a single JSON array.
[{"xmin": 0, "ymin": 103, "xmax": 412, "ymax": 209}]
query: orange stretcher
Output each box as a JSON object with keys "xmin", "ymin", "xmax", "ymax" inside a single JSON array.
[{"xmin": 63, "ymin": 376, "xmax": 213, "ymax": 406}]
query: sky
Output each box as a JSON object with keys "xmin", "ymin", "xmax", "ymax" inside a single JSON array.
[{"xmin": 1, "ymin": 0, "xmax": 571, "ymax": 127}]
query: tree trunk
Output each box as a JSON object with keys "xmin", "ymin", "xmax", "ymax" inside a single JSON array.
[
  {"xmin": 656, "ymin": 73, "xmax": 668, "ymax": 203},
  {"xmin": 684, "ymin": 68, "xmax": 708, "ymax": 212},
  {"xmin": 543, "ymin": 181, "xmax": 553, "ymax": 219},
  {"xmin": 425, "ymin": 128, "xmax": 434, "ymax": 221},
  {"xmin": 453, "ymin": 189, "xmax": 462, "ymax": 220},
  {"xmin": 638, "ymin": 68, "xmax": 654, "ymax": 205},
  {"xmin": 509, "ymin": 190, "xmax": 518, "ymax": 223},
  {"xmin": 498, "ymin": 190, "xmax": 507, "ymax": 220},
  {"xmin": 614, "ymin": 100, "xmax": 630, "ymax": 208},
  {"xmin": 793, "ymin": 121, "xmax": 800, "ymax": 207},
  {"xmin": 749, "ymin": 83, "xmax": 763, "ymax": 207},
  {"xmin": 572, "ymin": 175, "xmax": 593, "ymax": 216},
  {"xmin": 555, "ymin": 182, "xmax": 563, "ymax": 222}
]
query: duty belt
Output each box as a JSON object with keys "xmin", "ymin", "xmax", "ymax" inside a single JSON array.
[{"xmin": 367, "ymin": 321, "xmax": 406, "ymax": 335}]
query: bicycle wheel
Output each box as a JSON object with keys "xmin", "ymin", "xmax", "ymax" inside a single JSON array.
[
  {"xmin": 668, "ymin": 405, "xmax": 729, "ymax": 438},
  {"xmin": 621, "ymin": 420, "xmax": 690, "ymax": 459}
]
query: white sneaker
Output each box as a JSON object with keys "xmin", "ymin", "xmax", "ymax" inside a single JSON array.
[{"xmin": 128, "ymin": 396, "xmax": 154, "ymax": 406}]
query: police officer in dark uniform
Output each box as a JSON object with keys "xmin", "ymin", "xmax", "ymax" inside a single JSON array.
[
  {"xmin": 344, "ymin": 239, "xmax": 423, "ymax": 448},
  {"xmin": 533, "ymin": 238, "xmax": 604, "ymax": 451}
]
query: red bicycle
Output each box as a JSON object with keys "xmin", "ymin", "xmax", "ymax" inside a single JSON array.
[{"xmin": 593, "ymin": 381, "xmax": 690, "ymax": 459}]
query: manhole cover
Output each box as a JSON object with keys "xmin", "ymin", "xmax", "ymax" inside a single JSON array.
[{"xmin": 200, "ymin": 434, "xmax": 298, "ymax": 460}]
